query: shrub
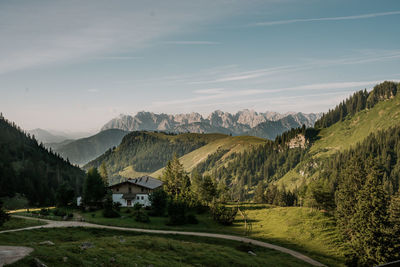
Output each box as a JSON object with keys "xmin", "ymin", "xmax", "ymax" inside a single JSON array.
[
  {"xmin": 0, "ymin": 201, "xmax": 10, "ymax": 227},
  {"xmin": 211, "ymin": 204, "xmax": 237, "ymax": 225},
  {"xmin": 149, "ymin": 189, "xmax": 168, "ymax": 216},
  {"xmin": 52, "ymin": 208, "xmax": 67, "ymax": 217},
  {"xmin": 102, "ymin": 208, "xmax": 120, "ymax": 218},
  {"xmin": 39, "ymin": 208, "xmax": 50, "ymax": 216},
  {"xmin": 195, "ymin": 204, "xmax": 209, "ymax": 214},
  {"xmin": 113, "ymin": 202, "xmax": 122, "ymax": 211},
  {"xmin": 187, "ymin": 214, "xmax": 198, "ymax": 224},
  {"xmin": 167, "ymin": 198, "xmax": 187, "ymax": 225},
  {"xmin": 133, "ymin": 202, "xmax": 143, "ymax": 210},
  {"xmin": 133, "ymin": 209, "xmax": 150, "ymax": 223}
]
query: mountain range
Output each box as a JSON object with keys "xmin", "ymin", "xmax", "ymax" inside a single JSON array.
[{"xmin": 101, "ymin": 110, "xmax": 321, "ymax": 139}]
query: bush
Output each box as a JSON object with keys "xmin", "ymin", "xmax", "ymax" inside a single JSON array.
[
  {"xmin": 52, "ymin": 208, "xmax": 67, "ymax": 217},
  {"xmin": 102, "ymin": 208, "xmax": 120, "ymax": 218},
  {"xmin": 133, "ymin": 202, "xmax": 143, "ymax": 210},
  {"xmin": 0, "ymin": 201, "xmax": 10, "ymax": 227},
  {"xmin": 167, "ymin": 198, "xmax": 187, "ymax": 225},
  {"xmin": 211, "ymin": 204, "xmax": 237, "ymax": 225},
  {"xmin": 149, "ymin": 189, "xmax": 168, "ymax": 216},
  {"xmin": 39, "ymin": 208, "xmax": 50, "ymax": 216},
  {"xmin": 133, "ymin": 209, "xmax": 150, "ymax": 223},
  {"xmin": 113, "ymin": 202, "xmax": 122, "ymax": 211},
  {"xmin": 195, "ymin": 204, "xmax": 209, "ymax": 214},
  {"xmin": 187, "ymin": 214, "xmax": 198, "ymax": 224}
]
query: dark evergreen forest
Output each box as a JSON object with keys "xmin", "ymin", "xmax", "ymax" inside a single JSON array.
[{"xmin": 0, "ymin": 114, "xmax": 85, "ymax": 205}]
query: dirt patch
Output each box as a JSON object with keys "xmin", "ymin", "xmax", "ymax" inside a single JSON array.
[{"xmin": 0, "ymin": 246, "xmax": 33, "ymax": 266}]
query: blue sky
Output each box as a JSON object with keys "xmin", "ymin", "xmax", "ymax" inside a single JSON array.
[{"xmin": 1, "ymin": 0, "xmax": 400, "ymax": 132}]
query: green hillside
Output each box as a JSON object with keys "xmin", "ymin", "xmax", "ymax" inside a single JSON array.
[
  {"xmin": 277, "ymin": 89, "xmax": 400, "ymax": 190},
  {"xmin": 151, "ymin": 135, "xmax": 268, "ymax": 178},
  {"xmin": 84, "ymin": 131, "xmax": 227, "ymax": 183},
  {"xmin": 0, "ymin": 114, "xmax": 85, "ymax": 205}
]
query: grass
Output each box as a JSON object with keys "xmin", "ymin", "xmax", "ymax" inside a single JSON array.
[
  {"xmin": 80, "ymin": 208, "xmax": 231, "ymax": 234},
  {"xmin": 310, "ymin": 94, "xmax": 400, "ymax": 158},
  {"xmin": 0, "ymin": 217, "xmax": 45, "ymax": 231},
  {"xmin": 11, "ymin": 204, "xmax": 345, "ymax": 266},
  {"xmin": 67, "ymin": 205, "xmax": 344, "ymax": 266},
  {"xmin": 152, "ymin": 135, "xmax": 268, "ymax": 177},
  {"xmin": 276, "ymin": 94, "xmax": 400, "ymax": 191},
  {"xmin": 0, "ymin": 227, "xmax": 310, "ymax": 266},
  {"xmin": 118, "ymin": 165, "xmax": 150, "ymax": 178},
  {"xmin": 231, "ymin": 204, "xmax": 346, "ymax": 267}
]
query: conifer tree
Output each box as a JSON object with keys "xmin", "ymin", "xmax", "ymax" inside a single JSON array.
[{"xmin": 350, "ymin": 161, "xmax": 392, "ymax": 265}]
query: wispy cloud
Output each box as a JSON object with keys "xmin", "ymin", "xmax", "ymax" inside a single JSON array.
[
  {"xmin": 189, "ymin": 65, "xmax": 297, "ymax": 84},
  {"xmin": 153, "ymin": 79, "xmax": 400, "ymax": 107},
  {"xmin": 163, "ymin": 41, "xmax": 220, "ymax": 45},
  {"xmin": 94, "ymin": 56, "xmax": 142, "ymax": 60},
  {"xmin": 194, "ymin": 88, "xmax": 225, "ymax": 94},
  {"xmin": 0, "ymin": 1, "xmax": 238, "ymax": 74},
  {"xmin": 253, "ymin": 10, "xmax": 400, "ymax": 26}
]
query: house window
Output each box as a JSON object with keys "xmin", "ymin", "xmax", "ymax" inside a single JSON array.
[
  {"xmin": 137, "ymin": 196, "xmax": 139, "ymax": 200},
  {"xmin": 116, "ymin": 188, "xmax": 119, "ymax": 192},
  {"xmin": 141, "ymin": 196, "xmax": 144, "ymax": 200},
  {"xmin": 129, "ymin": 187, "xmax": 131, "ymax": 193}
]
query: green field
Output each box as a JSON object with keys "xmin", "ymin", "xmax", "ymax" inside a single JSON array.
[
  {"xmin": 64, "ymin": 205, "xmax": 344, "ymax": 266},
  {"xmin": 0, "ymin": 217, "xmax": 45, "ymax": 231},
  {"xmin": 0, "ymin": 227, "xmax": 310, "ymax": 266},
  {"xmin": 230, "ymin": 205, "xmax": 345, "ymax": 266}
]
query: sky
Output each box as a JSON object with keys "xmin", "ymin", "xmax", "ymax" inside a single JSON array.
[{"xmin": 1, "ymin": 0, "xmax": 400, "ymax": 132}]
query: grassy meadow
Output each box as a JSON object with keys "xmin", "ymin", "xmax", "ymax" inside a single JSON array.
[
  {"xmin": 11, "ymin": 204, "xmax": 345, "ymax": 266},
  {"xmin": 0, "ymin": 217, "xmax": 45, "ymax": 231},
  {"xmin": 0, "ymin": 227, "xmax": 310, "ymax": 266}
]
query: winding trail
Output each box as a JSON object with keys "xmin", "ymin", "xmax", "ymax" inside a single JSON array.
[{"xmin": 0, "ymin": 215, "xmax": 326, "ymax": 266}]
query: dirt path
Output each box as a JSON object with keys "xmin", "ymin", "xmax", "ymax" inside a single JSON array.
[
  {"xmin": 0, "ymin": 246, "xmax": 33, "ymax": 267},
  {"xmin": 0, "ymin": 215, "xmax": 326, "ymax": 266}
]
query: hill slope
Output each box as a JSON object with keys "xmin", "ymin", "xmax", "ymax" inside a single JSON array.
[
  {"xmin": 151, "ymin": 135, "xmax": 268, "ymax": 178},
  {"xmin": 276, "ymin": 81, "xmax": 400, "ymax": 190},
  {"xmin": 50, "ymin": 129, "xmax": 129, "ymax": 166},
  {"xmin": 84, "ymin": 132, "xmax": 227, "ymax": 183},
  {"xmin": 0, "ymin": 115, "xmax": 85, "ymax": 205}
]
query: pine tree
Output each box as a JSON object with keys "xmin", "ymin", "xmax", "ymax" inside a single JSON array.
[
  {"xmin": 99, "ymin": 162, "xmax": 108, "ymax": 186},
  {"xmin": 162, "ymin": 155, "xmax": 191, "ymax": 199},
  {"xmin": 83, "ymin": 168, "xmax": 106, "ymax": 205},
  {"xmin": 254, "ymin": 181, "xmax": 266, "ymax": 203},
  {"xmin": 350, "ymin": 160, "xmax": 392, "ymax": 265}
]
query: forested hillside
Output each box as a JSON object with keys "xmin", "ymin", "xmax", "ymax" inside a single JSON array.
[
  {"xmin": 0, "ymin": 114, "xmax": 85, "ymax": 206},
  {"xmin": 49, "ymin": 129, "xmax": 129, "ymax": 165},
  {"xmin": 84, "ymin": 131, "xmax": 227, "ymax": 183}
]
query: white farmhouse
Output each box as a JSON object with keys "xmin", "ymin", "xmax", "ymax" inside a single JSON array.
[{"xmin": 108, "ymin": 176, "xmax": 163, "ymax": 207}]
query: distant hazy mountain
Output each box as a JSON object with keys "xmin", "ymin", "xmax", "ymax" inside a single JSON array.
[
  {"xmin": 101, "ymin": 109, "xmax": 321, "ymax": 140},
  {"xmin": 28, "ymin": 128, "xmax": 94, "ymax": 144},
  {"xmin": 28, "ymin": 128, "xmax": 68, "ymax": 143},
  {"xmin": 49, "ymin": 129, "xmax": 129, "ymax": 166}
]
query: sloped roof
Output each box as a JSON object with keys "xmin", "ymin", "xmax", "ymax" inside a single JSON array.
[
  {"xmin": 109, "ymin": 176, "xmax": 163, "ymax": 190},
  {"xmin": 128, "ymin": 176, "xmax": 163, "ymax": 189}
]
